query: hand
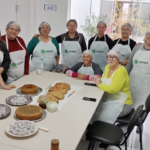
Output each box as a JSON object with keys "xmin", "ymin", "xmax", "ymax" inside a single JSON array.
[
  {"xmin": 94, "ymin": 77, "xmax": 101, "ymax": 86},
  {"xmin": 121, "ymin": 59, "xmax": 128, "ymax": 66},
  {"xmin": 32, "ymin": 34, "xmax": 40, "ymax": 38},
  {"xmin": 3, "ymin": 84, "xmax": 16, "ymax": 90},
  {"xmin": 77, "ymin": 74, "xmax": 86, "ymax": 80},
  {"xmin": 0, "ymin": 67, "xmax": 4, "ymax": 74},
  {"xmin": 135, "ymin": 43, "xmax": 142, "ymax": 47}
]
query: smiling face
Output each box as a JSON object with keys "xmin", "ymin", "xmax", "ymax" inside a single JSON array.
[
  {"xmin": 145, "ymin": 32, "xmax": 150, "ymax": 44},
  {"xmin": 82, "ymin": 53, "xmax": 92, "ymax": 66},
  {"xmin": 67, "ymin": 21, "xmax": 77, "ymax": 34},
  {"xmin": 97, "ymin": 23, "xmax": 106, "ymax": 35},
  {"xmin": 6, "ymin": 24, "xmax": 19, "ymax": 40},
  {"xmin": 107, "ymin": 54, "xmax": 120, "ymax": 67},
  {"xmin": 39, "ymin": 24, "xmax": 50, "ymax": 36},
  {"xmin": 121, "ymin": 25, "xmax": 131, "ymax": 39}
]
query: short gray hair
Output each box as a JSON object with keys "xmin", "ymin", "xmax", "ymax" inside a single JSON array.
[{"xmin": 6, "ymin": 21, "xmax": 21, "ymax": 32}]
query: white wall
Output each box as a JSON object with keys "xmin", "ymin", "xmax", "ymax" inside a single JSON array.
[
  {"xmin": 0, "ymin": 0, "xmax": 70, "ymax": 45},
  {"xmin": 34, "ymin": 0, "xmax": 70, "ymax": 37}
]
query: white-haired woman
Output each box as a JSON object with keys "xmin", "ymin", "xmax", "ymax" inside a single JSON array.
[
  {"xmin": 88, "ymin": 21, "xmax": 113, "ymax": 71},
  {"xmin": 1, "ymin": 21, "xmax": 29, "ymax": 84},
  {"xmin": 92, "ymin": 49, "xmax": 133, "ymax": 124},
  {"xmin": 27, "ymin": 22, "xmax": 59, "ymax": 72},
  {"xmin": 65, "ymin": 50, "xmax": 102, "ymax": 80},
  {"xmin": 126, "ymin": 30, "xmax": 150, "ymax": 108},
  {"xmin": 111, "ymin": 23, "xmax": 136, "ymax": 66}
]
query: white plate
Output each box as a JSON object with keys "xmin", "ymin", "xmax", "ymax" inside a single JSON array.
[{"xmin": 5, "ymin": 121, "xmax": 38, "ymax": 138}]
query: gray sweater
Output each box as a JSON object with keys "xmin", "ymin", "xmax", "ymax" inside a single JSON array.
[{"xmin": 126, "ymin": 43, "xmax": 149, "ymax": 74}]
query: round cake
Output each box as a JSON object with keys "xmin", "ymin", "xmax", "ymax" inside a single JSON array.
[
  {"xmin": 21, "ymin": 84, "xmax": 38, "ymax": 94},
  {"xmin": 16, "ymin": 105, "xmax": 43, "ymax": 120}
]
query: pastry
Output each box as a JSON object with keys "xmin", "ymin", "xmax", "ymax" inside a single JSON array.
[
  {"xmin": 21, "ymin": 84, "xmax": 38, "ymax": 94},
  {"xmin": 9, "ymin": 120, "xmax": 35, "ymax": 136},
  {"xmin": 49, "ymin": 86, "xmax": 67, "ymax": 95},
  {"xmin": 55, "ymin": 82, "xmax": 71, "ymax": 90},
  {"xmin": 47, "ymin": 91, "xmax": 64, "ymax": 100},
  {"xmin": 16, "ymin": 105, "xmax": 43, "ymax": 120},
  {"xmin": 45, "ymin": 94, "xmax": 59, "ymax": 103}
]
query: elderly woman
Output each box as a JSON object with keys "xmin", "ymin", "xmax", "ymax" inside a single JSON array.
[
  {"xmin": 111, "ymin": 23, "xmax": 136, "ymax": 66},
  {"xmin": 56, "ymin": 19, "xmax": 87, "ymax": 67},
  {"xmin": 1, "ymin": 21, "xmax": 29, "ymax": 84},
  {"xmin": 65, "ymin": 50, "xmax": 102, "ymax": 80},
  {"xmin": 27, "ymin": 22, "xmax": 59, "ymax": 72},
  {"xmin": 92, "ymin": 49, "xmax": 133, "ymax": 124},
  {"xmin": 0, "ymin": 31, "xmax": 15, "ymax": 90},
  {"xmin": 126, "ymin": 30, "xmax": 150, "ymax": 108},
  {"xmin": 88, "ymin": 21, "xmax": 113, "ymax": 71}
]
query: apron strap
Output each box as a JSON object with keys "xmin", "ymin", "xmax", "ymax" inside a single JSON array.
[
  {"xmin": 104, "ymin": 34, "xmax": 106, "ymax": 42},
  {"xmin": 6, "ymin": 35, "xmax": 25, "ymax": 51},
  {"xmin": 63, "ymin": 34, "xmax": 80, "ymax": 42},
  {"xmin": 5, "ymin": 35, "xmax": 9, "ymax": 50},
  {"xmin": 102, "ymin": 64, "xmax": 121, "ymax": 78},
  {"xmin": 116, "ymin": 39, "xmax": 120, "ymax": 45},
  {"xmin": 128, "ymin": 38, "xmax": 130, "ymax": 46}
]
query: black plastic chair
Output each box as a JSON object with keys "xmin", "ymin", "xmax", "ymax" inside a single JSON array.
[
  {"xmin": 86, "ymin": 105, "xmax": 143, "ymax": 150},
  {"xmin": 115, "ymin": 94, "xmax": 150, "ymax": 150}
]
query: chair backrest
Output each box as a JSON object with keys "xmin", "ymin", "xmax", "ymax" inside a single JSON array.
[
  {"xmin": 145, "ymin": 94, "xmax": 150, "ymax": 113},
  {"xmin": 139, "ymin": 94, "xmax": 150, "ymax": 125},
  {"xmin": 127, "ymin": 105, "xmax": 143, "ymax": 134}
]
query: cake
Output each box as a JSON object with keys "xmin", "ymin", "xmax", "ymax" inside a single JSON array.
[
  {"xmin": 21, "ymin": 84, "xmax": 38, "ymax": 94},
  {"xmin": 16, "ymin": 105, "xmax": 43, "ymax": 120}
]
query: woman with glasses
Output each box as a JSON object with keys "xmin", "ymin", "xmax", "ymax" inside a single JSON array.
[
  {"xmin": 126, "ymin": 30, "xmax": 150, "ymax": 108},
  {"xmin": 27, "ymin": 22, "xmax": 59, "ymax": 72},
  {"xmin": 111, "ymin": 23, "xmax": 136, "ymax": 66},
  {"xmin": 55, "ymin": 19, "xmax": 87, "ymax": 67},
  {"xmin": 88, "ymin": 21, "xmax": 113, "ymax": 72},
  {"xmin": 65, "ymin": 50, "xmax": 102, "ymax": 80},
  {"xmin": 92, "ymin": 49, "xmax": 132, "ymax": 124}
]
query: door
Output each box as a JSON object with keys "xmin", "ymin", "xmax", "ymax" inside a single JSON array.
[{"xmin": 0, "ymin": 0, "xmax": 17, "ymax": 35}]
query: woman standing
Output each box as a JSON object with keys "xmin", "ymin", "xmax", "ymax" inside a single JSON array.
[
  {"xmin": 111, "ymin": 23, "xmax": 136, "ymax": 66},
  {"xmin": 27, "ymin": 22, "xmax": 59, "ymax": 72},
  {"xmin": 1, "ymin": 21, "xmax": 29, "ymax": 84},
  {"xmin": 88, "ymin": 21, "xmax": 113, "ymax": 71},
  {"xmin": 126, "ymin": 30, "xmax": 150, "ymax": 108},
  {"xmin": 55, "ymin": 19, "xmax": 87, "ymax": 67}
]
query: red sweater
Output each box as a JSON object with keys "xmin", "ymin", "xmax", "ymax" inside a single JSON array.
[{"xmin": 1, "ymin": 35, "xmax": 29, "ymax": 75}]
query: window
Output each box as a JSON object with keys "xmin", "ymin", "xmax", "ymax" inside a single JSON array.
[{"xmin": 70, "ymin": 0, "xmax": 150, "ymax": 43}]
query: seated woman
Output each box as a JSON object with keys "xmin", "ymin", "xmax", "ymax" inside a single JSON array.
[
  {"xmin": 92, "ymin": 49, "xmax": 133, "ymax": 124},
  {"xmin": 0, "ymin": 32, "xmax": 16, "ymax": 90},
  {"xmin": 65, "ymin": 50, "xmax": 102, "ymax": 80},
  {"xmin": 27, "ymin": 22, "xmax": 59, "ymax": 72},
  {"xmin": 1, "ymin": 21, "xmax": 29, "ymax": 84}
]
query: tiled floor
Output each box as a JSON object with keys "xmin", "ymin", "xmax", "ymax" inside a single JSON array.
[{"xmin": 76, "ymin": 115, "xmax": 150, "ymax": 150}]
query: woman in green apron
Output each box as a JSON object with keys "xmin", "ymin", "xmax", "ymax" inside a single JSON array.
[{"xmin": 27, "ymin": 22, "xmax": 60, "ymax": 72}]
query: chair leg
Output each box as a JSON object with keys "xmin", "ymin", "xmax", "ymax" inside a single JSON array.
[
  {"xmin": 139, "ymin": 126, "xmax": 143, "ymax": 150},
  {"xmin": 87, "ymin": 140, "xmax": 95, "ymax": 150},
  {"xmin": 125, "ymin": 140, "xmax": 127, "ymax": 150},
  {"xmin": 117, "ymin": 146, "xmax": 122, "ymax": 150},
  {"xmin": 91, "ymin": 141, "xmax": 95, "ymax": 150}
]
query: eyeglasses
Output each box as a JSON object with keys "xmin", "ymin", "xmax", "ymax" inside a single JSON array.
[{"xmin": 107, "ymin": 55, "xmax": 118, "ymax": 60}]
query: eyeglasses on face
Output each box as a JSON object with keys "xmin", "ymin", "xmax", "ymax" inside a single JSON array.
[{"xmin": 107, "ymin": 55, "xmax": 118, "ymax": 60}]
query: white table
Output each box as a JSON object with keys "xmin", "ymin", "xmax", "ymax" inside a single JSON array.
[{"xmin": 0, "ymin": 71, "xmax": 104, "ymax": 150}]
